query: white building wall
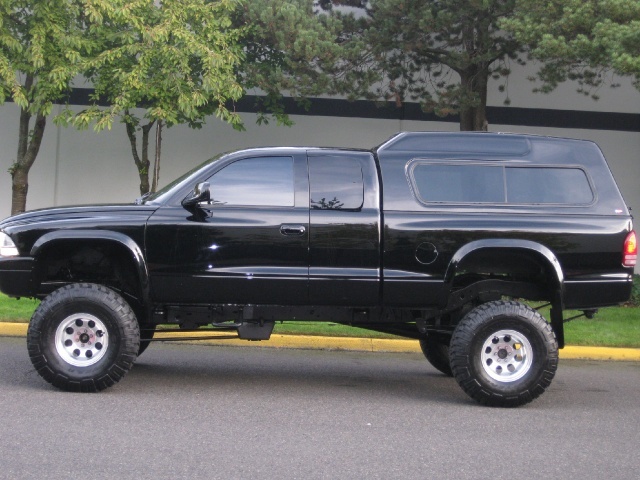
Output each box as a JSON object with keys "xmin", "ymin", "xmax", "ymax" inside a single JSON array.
[
  {"xmin": 2, "ymin": 108, "xmax": 637, "ymax": 216},
  {"xmin": 488, "ymin": 61, "xmax": 640, "ymax": 114}
]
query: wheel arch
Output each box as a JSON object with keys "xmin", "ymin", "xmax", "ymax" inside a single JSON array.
[
  {"xmin": 30, "ymin": 230, "xmax": 151, "ymax": 312},
  {"xmin": 439, "ymin": 239, "xmax": 566, "ymax": 336},
  {"xmin": 443, "ymin": 240, "xmax": 569, "ymax": 349},
  {"xmin": 445, "ymin": 239, "xmax": 564, "ymax": 293}
]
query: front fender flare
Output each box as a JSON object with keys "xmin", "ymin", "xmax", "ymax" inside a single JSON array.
[{"xmin": 30, "ymin": 230, "xmax": 151, "ymax": 306}]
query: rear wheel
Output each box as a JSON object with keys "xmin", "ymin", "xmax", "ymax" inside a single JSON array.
[
  {"xmin": 27, "ymin": 283, "xmax": 140, "ymax": 392},
  {"xmin": 419, "ymin": 334, "xmax": 453, "ymax": 376},
  {"xmin": 450, "ymin": 300, "xmax": 558, "ymax": 407}
]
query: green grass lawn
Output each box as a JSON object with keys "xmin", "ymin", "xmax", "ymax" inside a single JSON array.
[
  {"xmin": 1, "ymin": 293, "xmax": 638, "ymax": 347},
  {"xmin": 0, "ymin": 295, "xmax": 40, "ymax": 322},
  {"xmin": 540, "ymin": 306, "xmax": 640, "ymax": 348},
  {"xmin": 272, "ymin": 321, "xmax": 401, "ymax": 339}
]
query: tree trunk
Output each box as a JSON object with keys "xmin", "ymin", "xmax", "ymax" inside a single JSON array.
[
  {"xmin": 11, "ymin": 74, "xmax": 47, "ymax": 215},
  {"xmin": 475, "ymin": 71, "xmax": 488, "ymax": 131},
  {"xmin": 151, "ymin": 120, "xmax": 163, "ymax": 193},
  {"xmin": 11, "ymin": 104, "xmax": 47, "ymax": 215},
  {"xmin": 459, "ymin": 104, "xmax": 475, "ymax": 131},
  {"xmin": 11, "ymin": 166, "xmax": 30, "ymax": 216},
  {"xmin": 457, "ymin": 19, "xmax": 490, "ymax": 132},
  {"xmin": 140, "ymin": 122, "xmax": 153, "ymax": 194},
  {"xmin": 124, "ymin": 113, "xmax": 154, "ymax": 195},
  {"xmin": 458, "ymin": 67, "xmax": 489, "ymax": 132}
]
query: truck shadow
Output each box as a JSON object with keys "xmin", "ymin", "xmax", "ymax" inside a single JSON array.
[{"xmin": 122, "ymin": 344, "xmax": 474, "ymax": 406}]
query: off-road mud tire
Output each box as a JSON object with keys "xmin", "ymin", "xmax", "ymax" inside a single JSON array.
[
  {"xmin": 27, "ymin": 283, "xmax": 140, "ymax": 392},
  {"xmin": 450, "ymin": 300, "xmax": 558, "ymax": 407},
  {"xmin": 419, "ymin": 334, "xmax": 453, "ymax": 376},
  {"xmin": 137, "ymin": 325, "xmax": 156, "ymax": 357}
]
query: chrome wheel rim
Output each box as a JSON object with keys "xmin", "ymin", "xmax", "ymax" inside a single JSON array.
[
  {"xmin": 480, "ymin": 329, "xmax": 532, "ymax": 383},
  {"xmin": 54, "ymin": 314, "xmax": 109, "ymax": 367}
]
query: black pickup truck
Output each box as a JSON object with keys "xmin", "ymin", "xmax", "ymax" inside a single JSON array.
[{"xmin": 0, "ymin": 132, "xmax": 636, "ymax": 406}]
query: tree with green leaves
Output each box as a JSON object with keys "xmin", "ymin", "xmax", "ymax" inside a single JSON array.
[
  {"xmin": 69, "ymin": 0, "xmax": 245, "ymax": 196},
  {"xmin": 72, "ymin": 0, "xmax": 343, "ymax": 196},
  {"xmin": 0, "ymin": 0, "xmax": 91, "ymax": 215},
  {"xmin": 321, "ymin": 0, "xmax": 525, "ymax": 131},
  {"xmin": 238, "ymin": 0, "xmax": 345, "ymax": 124},
  {"xmin": 502, "ymin": 0, "xmax": 640, "ymax": 98}
]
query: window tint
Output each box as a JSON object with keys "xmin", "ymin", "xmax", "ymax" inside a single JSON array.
[
  {"xmin": 412, "ymin": 164, "xmax": 505, "ymax": 203},
  {"xmin": 208, "ymin": 157, "xmax": 294, "ymax": 207},
  {"xmin": 506, "ymin": 167, "xmax": 593, "ymax": 204},
  {"xmin": 309, "ymin": 156, "xmax": 364, "ymax": 210},
  {"xmin": 410, "ymin": 162, "xmax": 594, "ymax": 206}
]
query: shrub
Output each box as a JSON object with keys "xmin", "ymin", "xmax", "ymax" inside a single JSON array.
[{"xmin": 631, "ymin": 275, "xmax": 640, "ymax": 307}]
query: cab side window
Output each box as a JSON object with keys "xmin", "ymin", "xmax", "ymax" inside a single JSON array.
[
  {"xmin": 309, "ymin": 156, "xmax": 364, "ymax": 210},
  {"xmin": 207, "ymin": 157, "xmax": 295, "ymax": 207}
]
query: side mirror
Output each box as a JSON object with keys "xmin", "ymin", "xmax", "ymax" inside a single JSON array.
[{"xmin": 181, "ymin": 182, "xmax": 211, "ymax": 211}]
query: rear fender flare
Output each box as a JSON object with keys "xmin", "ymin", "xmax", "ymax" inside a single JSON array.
[{"xmin": 444, "ymin": 239, "xmax": 564, "ymax": 294}]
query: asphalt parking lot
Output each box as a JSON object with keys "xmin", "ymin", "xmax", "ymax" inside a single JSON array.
[{"xmin": 1, "ymin": 337, "xmax": 639, "ymax": 479}]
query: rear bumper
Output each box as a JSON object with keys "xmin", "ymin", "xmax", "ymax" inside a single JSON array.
[
  {"xmin": 0, "ymin": 257, "xmax": 35, "ymax": 297},
  {"xmin": 563, "ymin": 273, "xmax": 633, "ymax": 309}
]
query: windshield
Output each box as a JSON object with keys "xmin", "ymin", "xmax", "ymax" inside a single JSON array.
[{"xmin": 140, "ymin": 153, "xmax": 226, "ymax": 205}]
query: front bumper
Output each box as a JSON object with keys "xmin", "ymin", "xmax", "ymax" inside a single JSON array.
[{"xmin": 0, "ymin": 257, "xmax": 35, "ymax": 297}]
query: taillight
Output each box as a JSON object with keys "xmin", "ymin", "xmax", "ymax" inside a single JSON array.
[{"xmin": 623, "ymin": 231, "xmax": 637, "ymax": 267}]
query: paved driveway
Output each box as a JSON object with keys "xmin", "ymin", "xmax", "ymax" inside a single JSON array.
[{"xmin": 1, "ymin": 337, "xmax": 639, "ymax": 479}]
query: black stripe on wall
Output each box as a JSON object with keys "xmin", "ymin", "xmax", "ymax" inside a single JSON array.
[{"xmin": 56, "ymin": 87, "xmax": 638, "ymax": 133}]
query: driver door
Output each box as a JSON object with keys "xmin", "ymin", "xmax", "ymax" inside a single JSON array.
[{"xmin": 146, "ymin": 153, "xmax": 309, "ymax": 305}]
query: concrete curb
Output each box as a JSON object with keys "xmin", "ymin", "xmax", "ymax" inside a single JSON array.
[{"xmin": 2, "ymin": 322, "xmax": 640, "ymax": 361}]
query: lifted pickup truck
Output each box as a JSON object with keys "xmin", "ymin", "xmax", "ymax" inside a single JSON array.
[{"xmin": 0, "ymin": 132, "xmax": 636, "ymax": 406}]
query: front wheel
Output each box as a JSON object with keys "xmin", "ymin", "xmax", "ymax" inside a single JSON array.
[
  {"xmin": 450, "ymin": 300, "xmax": 558, "ymax": 407},
  {"xmin": 27, "ymin": 283, "xmax": 140, "ymax": 392},
  {"xmin": 137, "ymin": 325, "xmax": 156, "ymax": 357}
]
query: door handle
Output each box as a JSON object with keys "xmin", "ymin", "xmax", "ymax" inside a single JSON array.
[{"xmin": 280, "ymin": 224, "xmax": 306, "ymax": 236}]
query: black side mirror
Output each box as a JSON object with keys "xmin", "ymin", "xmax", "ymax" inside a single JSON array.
[{"xmin": 182, "ymin": 182, "xmax": 211, "ymax": 212}]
